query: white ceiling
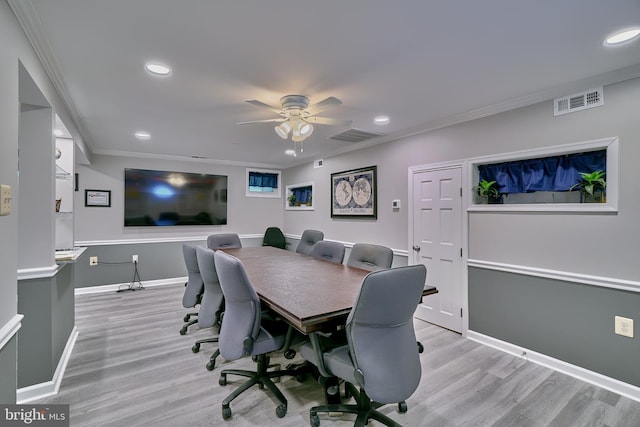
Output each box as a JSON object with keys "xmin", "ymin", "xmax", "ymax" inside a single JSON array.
[{"xmin": 11, "ymin": 0, "xmax": 640, "ymax": 168}]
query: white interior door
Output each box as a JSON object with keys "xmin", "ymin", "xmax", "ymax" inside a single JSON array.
[{"xmin": 411, "ymin": 166, "xmax": 463, "ymax": 333}]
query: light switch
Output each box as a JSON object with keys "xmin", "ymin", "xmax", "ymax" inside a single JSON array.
[{"xmin": 0, "ymin": 184, "xmax": 11, "ymax": 216}]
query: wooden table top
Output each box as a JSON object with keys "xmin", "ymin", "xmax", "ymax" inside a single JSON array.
[{"xmin": 222, "ymin": 246, "xmax": 436, "ymax": 333}]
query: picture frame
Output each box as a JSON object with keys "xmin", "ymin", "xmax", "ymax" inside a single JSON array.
[
  {"xmin": 85, "ymin": 189, "xmax": 111, "ymax": 207},
  {"xmin": 331, "ymin": 165, "xmax": 377, "ymax": 219}
]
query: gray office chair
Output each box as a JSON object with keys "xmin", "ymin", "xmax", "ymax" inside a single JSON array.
[
  {"xmin": 301, "ymin": 264, "xmax": 427, "ymax": 427},
  {"xmin": 296, "ymin": 229, "xmax": 324, "ymax": 256},
  {"xmin": 346, "ymin": 243, "xmax": 393, "ymax": 271},
  {"xmin": 310, "ymin": 241, "xmax": 345, "ymax": 265},
  {"xmin": 192, "ymin": 246, "xmax": 225, "ymax": 371},
  {"xmin": 214, "ymin": 250, "xmax": 302, "ymax": 420},
  {"xmin": 207, "ymin": 233, "xmax": 242, "ymax": 250},
  {"xmin": 180, "ymin": 244, "xmax": 204, "ymax": 335}
]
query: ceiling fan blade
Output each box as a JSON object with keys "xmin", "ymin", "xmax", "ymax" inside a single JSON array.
[
  {"xmin": 305, "ymin": 96, "xmax": 342, "ymax": 115},
  {"xmin": 237, "ymin": 118, "xmax": 286, "ymax": 125},
  {"xmin": 245, "ymin": 99, "xmax": 283, "ymax": 115},
  {"xmin": 304, "ymin": 116, "xmax": 352, "ymax": 126}
]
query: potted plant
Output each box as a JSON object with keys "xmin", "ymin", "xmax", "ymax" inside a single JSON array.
[
  {"xmin": 474, "ymin": 179, "xmax": 502, "ymax": 204},
  {"xmin": 570, "ymin": 170, "xmax": 606, "ymax": 203},
  {"xmin": 287, "ymin": 193, "xmax": 296, "ymax": 207}
]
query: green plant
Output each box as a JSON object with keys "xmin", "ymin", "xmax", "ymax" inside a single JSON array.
[
  {"xmin": 474, "ymin": 179, "xmax": 500, "ymax": 198},
  {"xmin": 287, "ymin": 193, "xmax": 296, "ymax": 205},
  {"xmin": 570, "ymin": 170, "xmax": 606, "ymax": 195}
]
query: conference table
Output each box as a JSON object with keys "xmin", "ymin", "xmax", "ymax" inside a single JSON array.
[{"xmin": 220, "ymin": 246, "xmax": 437, "ymax": 334}]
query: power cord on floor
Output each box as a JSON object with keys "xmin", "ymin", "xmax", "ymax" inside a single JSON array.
[{"xmin": 117, "ymin": 260, "xmax": 144, "ymax": 293}]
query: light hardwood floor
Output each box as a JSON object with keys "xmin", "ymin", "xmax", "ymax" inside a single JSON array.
[{"xmin": 38, "ymin": 284, "xmax": 640, "ymax": 426}]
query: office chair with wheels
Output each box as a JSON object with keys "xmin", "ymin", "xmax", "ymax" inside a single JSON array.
[
  {"xmin": 207, "ymin": 233, "xmax": 242, "ymax": 250},
  {"xmin": 262, "ymin": 226, "xmax": 287, "ymax": 249},
  {"xmin": 180, "ymin": 244, "xmax": 204, "ymax": 335},
  {"xmin": 301, "ymin": 264, "xmax": 427, "ymax": 427},
  {"xmin": 310, "ymin": 241, "xmax": 345, "ymax": 265},
  {"xmin": 192, "ymin": 246, "xmax": 225, "ymax": 370},
  {"xmin": 346, "ymin": 243, "xmax": 393, "ymax": 271},
  {"xmin": 213, "ymin": 250, "xmax": 302, "ymax": 420},
  {"xmin": 296, "ymin": 229, "xmax": 324, "ymax": 256}
]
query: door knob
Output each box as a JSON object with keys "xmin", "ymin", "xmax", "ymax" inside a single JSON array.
[{"xmin": 412, "ymin": 245, "xmax": 421, "ymax": 252}]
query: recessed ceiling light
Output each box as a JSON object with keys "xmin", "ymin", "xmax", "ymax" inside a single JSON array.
[
  {"xmin": 285, "ymin": 149, "xmax": 296, "ymax": 156},
  {"xmin": 604, "ymin": 28, "xmax": 640, "ymax": 46},
  {"xmin": 145, "ymin": 62, "xmax": 171, "ymax": 76},
  {"xmin": 374, "ymin": 115, "xmax": 390, "ymax": 125},
  {"xmin": 135, "ymin": 131, "xmax": 151, "ymax": 140}
]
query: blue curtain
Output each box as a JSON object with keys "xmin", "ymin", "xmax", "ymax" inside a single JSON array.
[
  {"xmin": 293, "ymin": 186, "xmax": 312, "ymax": 203},
  {"xmin": 249, "ymin": 172, "xmax": 278, "ymax": 189},
  {"xmin": 478, "ymin": 150, "xmax": 605, "ymax": 194}
]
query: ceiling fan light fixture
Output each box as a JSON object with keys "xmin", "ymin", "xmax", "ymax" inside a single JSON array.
[
  {"xmin": 298, "ymin": 122, "xmax": 313, "ymax": 137},
  {"xmin": 275, "ymin": 121, "xmax": 292, "ymax": 139}
]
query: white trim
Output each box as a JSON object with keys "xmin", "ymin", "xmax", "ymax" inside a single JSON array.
[
  {"xmin": 75, "ymin": 277, "xmax": 184, "ymax": 296},
  {"xmin": 17, "ymin": 264, "xmax": 60, "ymax": 280},
  {"xmin": 467, "ymin": 330, "xmax": 640, "ymax": 403},
  {"xmin": 16, "ymin": 327, "xmax": 78, "ymax": 404},
  {"xmin": 467, "ymin": 137, "xmax": 619, "ymax": 212},
  {"xmin": 0, "ymin": 314, "xmax": 25, "ymax": 351},
  {"xmin": 468, "ymin": 259, "xmax": 640, "ymax": 293},
  {"xmin": 75, "ymin": 233, "xmax": 263, "ymax": 247}
]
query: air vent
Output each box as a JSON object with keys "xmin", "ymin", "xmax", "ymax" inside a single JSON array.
[
  {"xmin": 330, "ymin": 128, "xmax": 385, "ymax": 143},
  {"xmin": 554, "ymin": 87, "xmax": 603, "ymax": 116}
]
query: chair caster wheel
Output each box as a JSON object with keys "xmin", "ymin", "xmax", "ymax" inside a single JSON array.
[
  {"xmin": 398, "ymin": 401, "xmax": 408, "ymax": 413},
  {"xmin": 222, "ymin": 405, "xmax": 232, "ymax": 420},
  {"xmin": 275, "ymin": 404, "xmax": 287, "ymax": 418},
  {"xmin": 310, "ymin": 414, "xmax": 320, "ymax": 427},
  {"xmin": 192, "ymin": 344, "xmax": 200, "ymax": 353},
  {"xmin": 296, "ymin": 374, "xmax": 306, "ymax": 383},
  {"xmin": 183, "ymin": 314, "xmax": 191, "ymax": 322},
  {"xmin": 179, "ymin": 327, "xmax": 187, "ymax": 335},
  {"xmin": 219, "ymin": 374, "xmax": 227, "ymax": 386},
  {"xmin": 206, "ymin": 360, "xmax": 216, "ymax": 371},
  {"xmin": 284, "ymin": 349, "xmax": 296, "ymax": 359},
  {"xmin": 417, "ymin": 341, "xmax": 424, "ymax": 353}
]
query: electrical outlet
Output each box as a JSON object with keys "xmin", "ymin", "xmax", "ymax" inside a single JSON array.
[
  {"xmin": 89, "ymin": 256, "xmax": 98, "ymax": 266},
  {"xmin": 132, "ymin": 254, "xmax": 138, "ymax": 263},
  {"xmin": 615, "ymin": 316, "xmax": 634, "ymax": 338}
]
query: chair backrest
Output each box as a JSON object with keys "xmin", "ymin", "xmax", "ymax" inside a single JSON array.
[
  {"xmin": 207, "ymin": 233, "xmax": 242, "ymax": 250},
  {"xmin": 346, "ymin": 243, "xmax": 393, "ymax": 271},
  {"xmin": 262, "ymin": 227, "xmax": 286, "ymax": 249},
  {"xmin": 345, "ymin": 265, "xmax": 426, "ymax": 404},
  {"xmin": 310, "ymin": 241, "xmax": 345, "ymax": 264},
  {"xmin": 182, "ymin": 244, "xmax": 204, "ymax": 308},
  {"xmin": 195, "ymin": 246, "xmax": 225, "ymax": 328},
  {"xmin": 296, "ymin": 229, "xmax": 324, "ymax": 256},
  {"xmin": 213, "ymin": 250, "xmax": 262, "ymax": 361}
]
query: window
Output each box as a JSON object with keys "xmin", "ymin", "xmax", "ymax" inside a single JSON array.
[
  {"xmin": 285, "ymin": 182, "xmax": 314, "ymax": 210},
  {"xmin": 468, "ymin": 137, "xmax": 618, "ymax": 212},
  {"xmin": 246, "ymin": 168, "xmax": 281, "ymax": 198}
]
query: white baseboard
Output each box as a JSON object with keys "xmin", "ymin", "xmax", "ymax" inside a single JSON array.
[
  {"xmin": 467, "ymin": 330, "xmax": 640, "ymax": 403},
  {"xmin": 75, "ymin": 277, "xmax": 185, "ymax": 295},
  {"xmin": 17, "ymin": 326, "xmax": 78, "ymax": 404}
]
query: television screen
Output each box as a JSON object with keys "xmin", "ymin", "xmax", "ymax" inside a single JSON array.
[{"xmin": 124, "ymin": 168, "xmax": 228, "ymax": 226}]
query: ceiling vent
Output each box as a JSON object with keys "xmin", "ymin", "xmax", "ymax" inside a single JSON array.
[
  {"xmin": 329, "ymin": 128, "xmax": 385, "ymax": 143},
  {"xmin": 554, "ymin": 87, "xmax": 603, "ymax": 116}
]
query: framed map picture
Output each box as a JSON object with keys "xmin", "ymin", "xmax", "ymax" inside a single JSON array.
[{"xmin": 331, "ymin": 166, "xmax": 377, "ymax": 219}]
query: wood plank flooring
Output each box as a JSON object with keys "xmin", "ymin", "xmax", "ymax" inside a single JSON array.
[{"xmin": 38, "ymin": 284, "xmax": 640, "ymax": 426}]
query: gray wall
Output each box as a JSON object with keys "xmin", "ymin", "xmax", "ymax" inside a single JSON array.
[
  {"xmin": 1, "ymin": 2, "xmax": 81, "ymax": 402},
  {"xmin": 283, "ymin": 76, "xmax": 640, "ymax": 387},
  {"xmin": 469, "ymin": 267, "xmax": 640, "ymax": 387}
]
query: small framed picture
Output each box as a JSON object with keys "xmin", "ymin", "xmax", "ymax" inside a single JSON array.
[
  {"xmin": 331, "ymin": 165, "xmax": 377, "ymax": 219},
  {"xmin": 85, "ymin": 189, "xmax": 111, "ymax": 207}
]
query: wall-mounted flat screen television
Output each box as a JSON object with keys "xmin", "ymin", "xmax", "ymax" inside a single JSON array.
[{"xmin": 124, "ymin": 168, "xmax": 228, "ymax": 226}]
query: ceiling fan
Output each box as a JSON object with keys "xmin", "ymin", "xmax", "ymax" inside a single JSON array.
[{"xmin": 237, "ymin": 95, "xmax": 352, "ymax": 152}]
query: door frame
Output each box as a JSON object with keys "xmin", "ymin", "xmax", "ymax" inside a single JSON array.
[{"xmin": 408, "ymin": 160, "xmax": 470, "ymax": 337}]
